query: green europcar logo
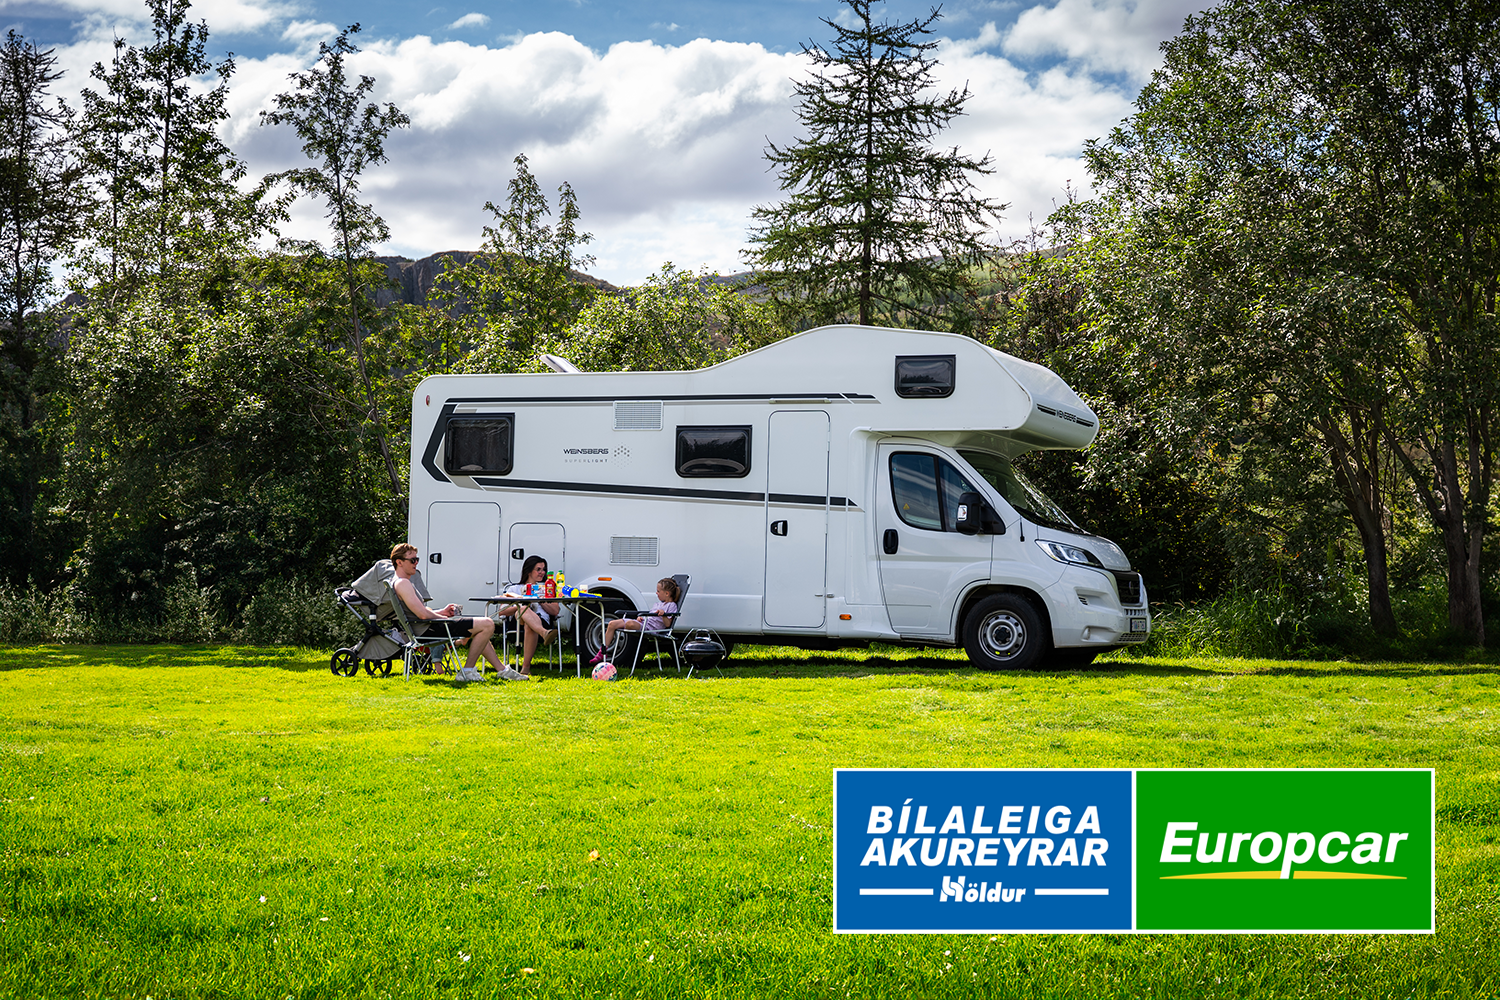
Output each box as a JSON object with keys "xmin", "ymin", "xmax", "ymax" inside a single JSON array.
[{"xmin": 1136, "ymin": 770, "xmax": 1433, "ymax": 932}]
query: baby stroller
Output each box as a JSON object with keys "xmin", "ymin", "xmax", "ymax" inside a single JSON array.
[{"xmin": 330, "ymin": 560, "xmax": 463, "ymax": 678}]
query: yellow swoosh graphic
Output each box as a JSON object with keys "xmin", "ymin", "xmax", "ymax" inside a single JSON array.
[{"xmin": 1161, "ymin": 871, "xmax": 1406, "ymax": 880}]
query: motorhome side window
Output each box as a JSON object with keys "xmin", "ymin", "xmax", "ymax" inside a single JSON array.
[
  {"xmin": 890, "ymin": 453, "xmax": 981, "ymax": 531},
  {"xmin": 894, "ymin": 355, "xmax": 955, "ymax": 398},
  {"xmin": 676, "ymin": 425, "xmax": 752, "ymax": 478},
  {"xmin": 444, "ymin": 415, "xmax": 514, "ymax": 475}
]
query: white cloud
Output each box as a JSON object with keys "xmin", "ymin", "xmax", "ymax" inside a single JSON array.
[
  {"xmin": 933, "ymin": 34, "xmax": 1137, "ymax": 231},
  {"xmin": 1003, "ymin": 0, "xmax": 1208, "ymax": 83},
  {"xmin": 446, "ymin": 12, "xmax": 489, "ymax": 30},
  {"xmin": 45, "ymin": 3, "xmax": 1192, "ymax": 285},
  {"xmin": 37, "ymin": 0, "xmax": 294, "ymax": 36},
  {"xmin": 230, "ymin": 32, "xmax": 807, "ymax": 281}
]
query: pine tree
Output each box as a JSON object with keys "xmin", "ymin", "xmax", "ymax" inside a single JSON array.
[
  {"xmin": 0, "ymin": 30, "xmax": 88, "ymax": 588},
  {"xmin": 745, "ymin": 0, "xmax": 1003, "ymax": 330}
]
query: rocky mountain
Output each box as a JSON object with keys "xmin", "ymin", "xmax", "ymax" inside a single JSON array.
[{"xmin": 372, "ymin": 251, "xmax": 622, "ymax": 309}]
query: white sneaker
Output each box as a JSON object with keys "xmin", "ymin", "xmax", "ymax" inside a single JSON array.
[
  {"xmin": 499, "ymin": 665, "xmax": 527, "ymax": 681},
  {"xmin": 456, "ymin": 666, "xmax": 484, "ymax": 683}
]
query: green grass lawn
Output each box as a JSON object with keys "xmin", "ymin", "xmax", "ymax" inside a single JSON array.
[{"xmin": 1, "ymin": 643, "xmax": 1496, "ymax": 998}]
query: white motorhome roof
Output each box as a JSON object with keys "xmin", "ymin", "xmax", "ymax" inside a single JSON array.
[{"xmin": 416, "ymin": 325, "xmax": 1098, "ymax": 451}]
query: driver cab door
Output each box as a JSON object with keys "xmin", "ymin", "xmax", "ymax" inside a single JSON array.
[{"xmin": 874, "ymin": 444, "xmax": 994, "ymax": 637}]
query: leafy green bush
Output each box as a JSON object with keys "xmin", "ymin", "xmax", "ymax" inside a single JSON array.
[
  {"xmin": 1139, "ymin": 579, "xmax": 1490, "ymax": 661},
  {"xmin": 0, "ymin": 576, "xmax": 361, "ymax": 648},
  {"xmin": 235, "ymin": 578, "xmax": 362, "ymax": 648},
  {"xmin": 0, "ymin": 583, "xmax": 72, "ymax": 643}
]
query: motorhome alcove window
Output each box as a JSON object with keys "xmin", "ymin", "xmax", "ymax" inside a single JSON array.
[
  {"xmin": 894, "ymin": 355, "xmax": 955, "ymax": 398},
  {"xmin": 675, "ymin": 425, "xmax": 751, "ymax": 478},
  {"xmin": 890, "ymin": 452, "xmax": 981, "ymax": 531},
  {"xmin": 444, "ymin": 415, "xmax": 514, "ymax": 475}
]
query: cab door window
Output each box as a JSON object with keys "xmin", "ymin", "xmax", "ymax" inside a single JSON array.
[
  {"xmin": 890, "ymin": 453, "xmax": 943, "ymax": 530},
  {"xmin": 890, "ymin": 452, "xmax": 983, "ymax": 532}
]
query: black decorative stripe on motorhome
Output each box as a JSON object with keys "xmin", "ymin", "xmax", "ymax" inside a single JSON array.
[
  {"xmin": 469, "ymin": 476, "xmax": 854, "ymax": 509},
  {"xmin": 421, "ymin": 396, "xmax": 874, "ymax": 485},
  {"xmin": 445, "ymin": 392, "xmax": 876, "ymax": 404},
  {"xmin": 422, "ymin": 402, "xmax": 460, "ymax": 484}
]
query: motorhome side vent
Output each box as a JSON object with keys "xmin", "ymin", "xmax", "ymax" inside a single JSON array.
[
  {"xmin": 895, "ymin": 355, "xmax": 955, "ymax": 398},
  {"xmin": 444, "ymin": 414, "xmax": 514, "ymax": 475},
  {"xmin": 610, "ymin": 536, "xmax": 659, "ymax": 566},
  {"xmin": 615, "ymin": 400, "xmax": 663, "ymax": 430}
]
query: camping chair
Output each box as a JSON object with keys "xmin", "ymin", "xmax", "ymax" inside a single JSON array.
[
  {"xmin": 386, "ymin": 582, "xmax": 467, "ymax": 678},
  {"xmin": 624, "ymin": 574, "xmax": 691, "ymax": 678}
]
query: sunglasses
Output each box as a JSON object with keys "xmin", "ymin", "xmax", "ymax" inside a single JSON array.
[{"xmin": 400, "ymin": 555, "xmax": 421, "ymax": 563}]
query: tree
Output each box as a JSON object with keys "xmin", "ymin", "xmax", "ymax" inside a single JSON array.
[
  {"xmin": 1039, "ymin": 0, "xmax": 1500, "ymax": 643},
  {"xmin": 57, "ymin": 254, "xmax": 404, "ymax": 627},
  {"xmin": 0, "ymin": 32, "xmax": 86, "ymax": 336},
  {"xmin": 445, "ymin": 153, "xmax": 596, "ymax": 372},
  {"xmin": 0, "ymin": 30, "xmax": 88, "ymax": 588},
  {"xmin": 558, "ymin": 264, "xmax": 788, "ymax": 373},
  {"xmin": 261, "ymin": 23, "xmax": 411, "ymax": 498},
  {"xmin": 75, "ymin": 0, "xmax": 264, "ymax": 306},
  {"xmin": 745, "ymin": 0, "xmax": 1002, "ymax": 330}
]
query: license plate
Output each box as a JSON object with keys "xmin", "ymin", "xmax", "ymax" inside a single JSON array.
[{"xmin": 1131, "ymin": 617, "xmax": 1148, "ymax": 632}]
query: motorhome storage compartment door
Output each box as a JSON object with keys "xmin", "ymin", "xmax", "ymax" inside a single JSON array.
[
  {"xmin": 425, "ymin": 502, "xmax": 501, "ymax": 609},
  {"xmin": 508, "ymin": 522, "xmax": 565, "ymax": 586},
  {"xmin": 763, "ymin": 410, "xmax": 830, "ymax": 628}
]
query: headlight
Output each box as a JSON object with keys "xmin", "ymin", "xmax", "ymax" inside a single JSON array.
[{"xmin": 1035, "ymin": 539, "xmax": 1104, "ymax": 568}]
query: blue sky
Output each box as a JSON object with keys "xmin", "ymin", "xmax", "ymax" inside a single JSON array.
[{"xmin": 8, "ymin": 0, "xmax": 1207, "ymax": 283}]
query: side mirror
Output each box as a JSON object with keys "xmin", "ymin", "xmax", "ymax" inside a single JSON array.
[{"xmin": 955, "ymin": 491, "xmax": 1005, "ymax": 535}]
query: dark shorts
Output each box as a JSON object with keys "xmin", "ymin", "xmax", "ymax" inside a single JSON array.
[{"xmin": 420, "ymin": 617, "xmax": 476, "ymax": 638}]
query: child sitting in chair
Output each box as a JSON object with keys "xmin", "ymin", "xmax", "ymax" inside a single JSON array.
[{"xmin": 591, "ymin": 577, "xmax": 680, "ymax": 665}]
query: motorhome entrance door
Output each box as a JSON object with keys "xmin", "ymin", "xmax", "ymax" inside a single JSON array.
[
  {"xmin": 425, "ymin": 502, "xmax": 501, "ymax": 609},
  {"xmin": 764, "ymin": 410, "xmax": 830, "ymax": 628},
  {"xmin": 508, "ymin": 523, "xmax": 566, "ymax": 588}
]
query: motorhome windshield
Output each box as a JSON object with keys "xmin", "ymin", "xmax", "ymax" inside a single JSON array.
[{"xmin": 958, "ymin": 450, "xmax": 1080, "ymax": 532}]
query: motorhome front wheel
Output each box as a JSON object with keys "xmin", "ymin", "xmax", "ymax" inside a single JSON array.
[{"xmin": 963, "ymin": 595, "xmax": 1045, "ymax": 670}]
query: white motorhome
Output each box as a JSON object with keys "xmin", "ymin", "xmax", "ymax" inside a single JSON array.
[{"xmin": 407, "ymin": 325, "xmax": 1150, "ymax": 669}]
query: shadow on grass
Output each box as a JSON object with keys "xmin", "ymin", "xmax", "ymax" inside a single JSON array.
[
  {"xmin": 3, "ymin": 644, "xmax": 1498, "ymax": 680},
  {"xmin": 0, "ymin": 645, "xmax": 331, "ymax": 673}
]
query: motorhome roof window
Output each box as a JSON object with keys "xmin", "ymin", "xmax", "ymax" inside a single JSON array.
[
  {"xmin": 676, "ymin": 425, "xmax": 752, "ymax": 478},
  {"xmin": 895, "ymin": 355, "xmax": 955, "ymax": 398},
  {"xmin": 444, "ymin": 415, "xmax": 514, "ymax": 475}
]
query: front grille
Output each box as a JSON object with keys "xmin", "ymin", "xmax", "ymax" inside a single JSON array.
[
  {"xmin": 1120, "ymin": 630, "xmax": 1149, "ymax": 643},
  {"xmin": 1111, "ymin": 571, "xmax": 1143, "ymax": 606}
]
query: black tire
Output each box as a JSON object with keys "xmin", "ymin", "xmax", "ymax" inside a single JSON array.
[
  {"xmin": 330, "ymin": 648, "xmax": 358, "ymax": 676},
  {"xmin": 962, "ymin": 594, "xmax": 1047, "ymax": 670},
  {"xmin": 1048, "ymin": 648, "xmax": 1097, "ymax": 668},
  {"xmin": 364, "ymin": 657, "xmax": 394, "ymax": 677}
]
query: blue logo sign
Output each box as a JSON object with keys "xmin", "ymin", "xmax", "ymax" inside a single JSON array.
[{"xmin": 834, "ymin": 769, "xmax": 1134, "ymax": 932}]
